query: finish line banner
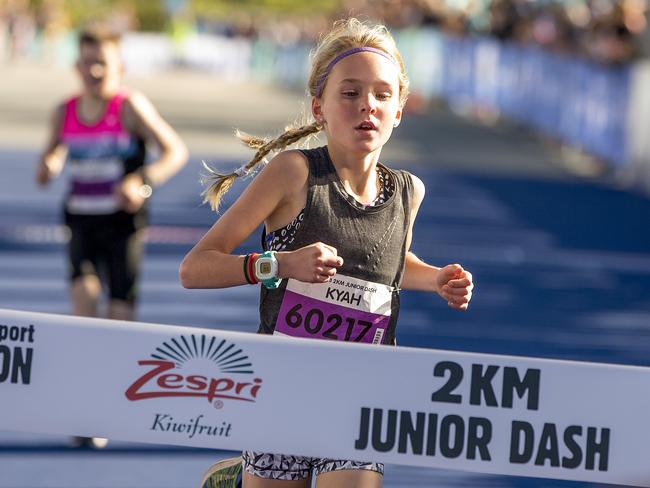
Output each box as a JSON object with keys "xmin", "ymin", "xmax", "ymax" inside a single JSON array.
[{"xmin": 1, "ymin": 308, "xmax": 649, "ymax": 486}]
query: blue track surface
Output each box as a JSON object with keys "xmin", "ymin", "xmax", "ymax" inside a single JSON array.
[{"xmin": 1, "ymin": 146, "xmax": 648, "ymax": 488}]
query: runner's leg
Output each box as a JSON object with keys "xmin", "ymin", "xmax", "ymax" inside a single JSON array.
[
  {"xmin": 315, "ymin": 469, "xmax": 382, "ymax": 488},
  {"xmin": 105, "ymin": 224, "xmax": 141, "ymax": 321},
  {"xmin": 71, "ymin": 275, "xmax": 101, "ymax": 317},
  {"xmin": 242, "ymin": 473, "xmax": 310, "ymax": 488},
  {"xmin": 107, "ymin": 299, "xmax": 133, "ymax": 321},
  {"xmin": 68, "ymin": 223, "xmax": 101, "ymax": 317},
  {"xmin": 313, "ymin": 458, "xmax": 383, "ymax": 488}
]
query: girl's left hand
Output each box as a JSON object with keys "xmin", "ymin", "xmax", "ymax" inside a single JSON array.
[{"xmin": 436, "ymin": 264, "xmax": 474, "ymax": 311}]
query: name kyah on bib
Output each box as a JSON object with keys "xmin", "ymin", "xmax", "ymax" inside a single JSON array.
[{"xmin": 274, "ymin": 274, "xmax": 393, "ymax": 345}]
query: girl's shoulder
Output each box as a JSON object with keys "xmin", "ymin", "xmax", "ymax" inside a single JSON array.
[
  {"xmin": 261, "ymin": 149, "xmax": 310, "ymax": 188},
  {"xmin": 404, "ymin": 171, "xmax": 425, "ymax": 208},
  {"xmin": 407, "ymin": 171, "xmax": 424, "ymax": 194},
  {"xmin": 269, "ymin": 148, "xmax": 309, "ymax": 171}
]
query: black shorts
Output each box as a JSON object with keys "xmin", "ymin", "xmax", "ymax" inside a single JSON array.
[{"xmin": 66, "ymin": 211, "xmax": 144, "ymax": 304}]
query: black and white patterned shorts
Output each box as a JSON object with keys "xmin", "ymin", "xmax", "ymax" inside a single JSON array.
[{"xmin": 242, "ymin": 450, "xmax": 384, "ymax": 480}]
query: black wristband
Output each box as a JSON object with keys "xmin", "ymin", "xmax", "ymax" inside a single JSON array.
[{"xmin": 243, "ymin": 254, "xmax": 254, "ymax": 284}]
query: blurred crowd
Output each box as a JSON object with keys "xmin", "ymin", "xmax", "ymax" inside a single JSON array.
[
  {"xmin": 448, "ymin": 0, "xmax": 650, "ymax": 64},
  {"xmin": 187, "ymin": 0, "xmax": 650, "ymax": 64},
  {"xmin": 284, "ymin": 0, "xmax": 650, "ymax": 64},
  {"xmin": 1, "ymin": 0, "xmax": 649, "ymax": 64}
]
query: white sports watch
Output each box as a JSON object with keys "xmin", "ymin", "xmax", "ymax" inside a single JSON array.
[{"xmin": 254, "ymin": 251, "xmax": 281, "ymax": 289}]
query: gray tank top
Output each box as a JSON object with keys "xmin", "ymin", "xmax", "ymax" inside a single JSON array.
[{"xmin": 258, "ymin": 146, "xmax": 414, "ymax": 345}]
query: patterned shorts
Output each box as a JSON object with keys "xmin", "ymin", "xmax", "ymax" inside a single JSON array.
[{"xmin": 242, "ymin": 450, "xmax": 384, "ymax": 481}]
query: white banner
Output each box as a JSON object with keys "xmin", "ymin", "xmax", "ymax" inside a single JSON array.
[{"xmin": 1, "ymin": 307, "xmax": 649, "ymax": 486}]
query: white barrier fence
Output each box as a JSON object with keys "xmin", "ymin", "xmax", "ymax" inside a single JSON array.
[{"xmin": 1, "ymin": 307, "xmax": 649, "ymax": 486}]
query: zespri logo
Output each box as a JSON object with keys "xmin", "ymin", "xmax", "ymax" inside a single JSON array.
[{"xmin": 125, "ymin": 334, "xmax": 262, "ymax": 407}]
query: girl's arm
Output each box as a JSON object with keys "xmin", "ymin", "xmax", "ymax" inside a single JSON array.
[
  {"xmin": 401, "ymin": 174, "xmax": 474, "ymax": 311},
  {"xmin": 179, "ymin": 150, "xmax": 343, "ymax": 289}
]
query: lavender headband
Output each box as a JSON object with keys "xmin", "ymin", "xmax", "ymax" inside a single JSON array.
[{"xmin": 315, "ymin": 46, "xmax": 398, "ymax": 97}]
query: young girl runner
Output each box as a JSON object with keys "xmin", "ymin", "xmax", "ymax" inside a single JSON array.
[{"xmin": 181, "ymin": 17, "xmax": 474, "ymax": 488}]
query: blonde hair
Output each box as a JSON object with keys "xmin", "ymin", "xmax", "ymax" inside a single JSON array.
[
  {"xmin": 309, "ymin": 18, "xmax": 409, "ymax": 107},
  {"xmin": 202, "ymin": 17, "xmax": 410, "ymax": 212}
]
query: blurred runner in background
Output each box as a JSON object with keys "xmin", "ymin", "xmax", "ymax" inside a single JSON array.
[{"xmin": 35, "ymin": 24, "xmax": 188, "ymax": 448}]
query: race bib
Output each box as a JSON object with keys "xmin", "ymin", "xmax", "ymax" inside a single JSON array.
[{"xmin": 274, "ymin": 274, "xmax": 393, "ymax": 345}]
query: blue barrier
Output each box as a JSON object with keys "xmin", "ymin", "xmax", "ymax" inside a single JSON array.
[{"xmin": 410, "ymin": 34, "xmax": 630, "ymax": 168}]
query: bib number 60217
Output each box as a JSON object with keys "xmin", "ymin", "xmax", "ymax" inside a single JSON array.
[{"xmin": 284, "ymin": 303, "xmax": 372, "ymax": 342}]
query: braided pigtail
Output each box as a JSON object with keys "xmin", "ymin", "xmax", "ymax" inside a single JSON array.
[{"xmin": 201, "ymin": 121, "xmax": 322, "ymax": 212}]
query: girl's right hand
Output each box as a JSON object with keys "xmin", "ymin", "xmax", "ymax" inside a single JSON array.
[{"xmin": 277, "ymin": 242, "xmax": 344, "ymax": 283}]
